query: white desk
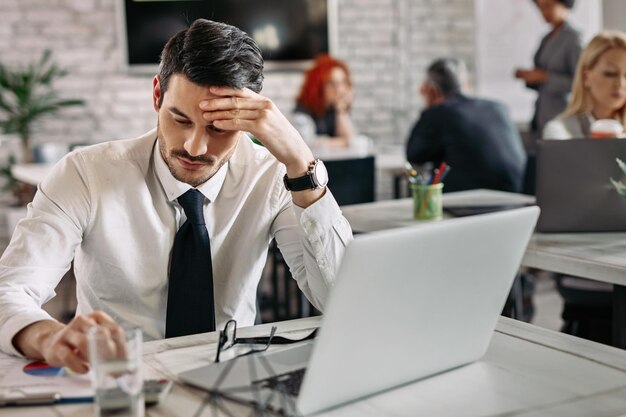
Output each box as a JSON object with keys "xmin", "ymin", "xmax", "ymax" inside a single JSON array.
[
  {"xmin": 1, "ymin": 316, "xmax": 625, "ymax": 416},
  {"xmin": 524, "ymin": 232, "xmax": 626, "ymax": 286},
  {"xmin": 11, "ymin": 148, "xmax": 407, "ymax": 187},
  {"xmin": 340, "ymin": 189, "xmax": 626, "ymax": 348},
  {"xmin": 10, "ymin": 163, "xmax": 53, "ymax": 186},
  {"xmin": 523, "ymin": 232, "xmax": 626, "ymax": 349},
  {"xmin": 340, "ymin": 189, "xmax": 535, "ymax": 233}
]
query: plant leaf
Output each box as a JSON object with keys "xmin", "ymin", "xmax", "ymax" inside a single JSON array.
[
  {"xmin": 0, "ymin": 50, "xmax": 84, "ymax": 137},
  {"xmin": 617, "ymin": 158, "xmax": 626, "ymax": 175},
  {"xmin": 610, "ymin": 178, "xmax": 626, "ymax": 199}
]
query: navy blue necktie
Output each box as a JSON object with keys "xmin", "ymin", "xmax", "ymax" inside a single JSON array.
[{"xmin": 165, "ymin": 189, "xmax": 216, "ymax": 338}]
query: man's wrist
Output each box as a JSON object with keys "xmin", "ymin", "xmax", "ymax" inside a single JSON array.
[
  {"xmin": 284, "ymin": 159, "xmax": 328, "ymax": 192},
  {"xmin": 284, "ymin": 150, "xmax": 315, "ymax": 179}
]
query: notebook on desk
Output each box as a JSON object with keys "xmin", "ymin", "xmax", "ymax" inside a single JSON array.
[
  {"xmin": 536, "ymin": 139, "xmax": 626, "ymax": 232},
  {"xmin": 444, "ymin": 203, "xmax": 532, "ymax": 217},
  {"xmin": 179, "ymin": 207, "xmax": 540, "ymax": 416}
]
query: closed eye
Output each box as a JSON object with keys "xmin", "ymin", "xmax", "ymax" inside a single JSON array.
[
  {"xmin": 208, "ymin": 124, "xmax": 227, "ymax": 134},
  {"xmin": 174, "ymin": 118, "xmax": 192, "ymax": 126}
]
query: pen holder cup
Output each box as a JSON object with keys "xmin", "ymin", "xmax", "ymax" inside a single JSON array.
[{"xmin": 411, "ymin": 183, "xmax": 444, "ymax": 221}]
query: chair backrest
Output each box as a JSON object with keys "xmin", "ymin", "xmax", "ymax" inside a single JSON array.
[
  {"xmin": 522, "ymin": 154, "xmax": 536, "ymax": 196},
  {"xmin": 323, "ymin": 156, "xmax": 375, "ymax": 205}
]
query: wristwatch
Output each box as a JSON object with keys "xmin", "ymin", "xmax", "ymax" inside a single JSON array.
[{"xmin": 283, "ymin": 159, "xmax": 329, "ymax": 191}]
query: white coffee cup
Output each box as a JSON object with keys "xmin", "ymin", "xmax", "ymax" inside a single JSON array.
[{"xmin": 590, "ymin": 119, "xmax": 624, "ymax": 139}]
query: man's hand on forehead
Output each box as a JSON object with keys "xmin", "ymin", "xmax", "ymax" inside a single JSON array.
[
  {"xmin": 198, "ymin": 86, "xmax": 313, "ymax": 173},
  {"xmin": 199, "ymin": 87, "xmax": 268, "ymax": 132}
]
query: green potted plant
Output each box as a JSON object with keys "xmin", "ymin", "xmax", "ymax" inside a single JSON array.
[{"xmin": 0, "ymin": 50, "xmax": 84, "ymax": 205}]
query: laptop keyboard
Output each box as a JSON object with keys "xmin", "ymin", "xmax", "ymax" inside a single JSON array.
[{"xmin": 252, "ymin": 368, "xmax": 307, "ymax": 397}]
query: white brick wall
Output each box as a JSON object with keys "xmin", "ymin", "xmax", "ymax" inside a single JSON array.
[{"xmin": 0, "ymin": 0, "xmax": 475, "ymax": 150}]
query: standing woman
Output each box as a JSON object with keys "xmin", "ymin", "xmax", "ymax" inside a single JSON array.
[
  {"xmin": 543, "ymin": 31, "xmax": 626, "ymax": 139},
  {"xmin": 293, "ymin": 54, "xmax": 356, "ymax": 147},
  {"xmin": 515, "ymin": 0, "xmax": 583, "ymax": 146}
]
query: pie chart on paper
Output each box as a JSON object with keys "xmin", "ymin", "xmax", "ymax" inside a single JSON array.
[{"xmin": 22, "ymin": 361, "xmax": 66, "ymax": 377}]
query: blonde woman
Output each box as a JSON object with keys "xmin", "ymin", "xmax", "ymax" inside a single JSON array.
[
  {"xmin": 539, "ymin": 34, "xmax": 626, "ymax": 345},
  {"xmin": 543, "ymin": 31, "xmax": 626, "ymax": 139}
]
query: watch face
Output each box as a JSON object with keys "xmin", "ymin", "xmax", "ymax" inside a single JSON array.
[{"xmin": 314, "ymin": 160, "xmax": 329, "ymax": 187}]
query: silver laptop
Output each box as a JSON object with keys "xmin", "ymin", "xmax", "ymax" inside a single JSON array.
[
  {"xmin": 536, "ymin": 139, "xmax": 626, "ymax": 232},
  {"xmin": 179, "ymin": 207, "xmax": 539, "ymax": 416}
]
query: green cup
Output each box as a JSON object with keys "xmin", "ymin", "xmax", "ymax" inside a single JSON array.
[{"xmin": 411, "ymin": 183, "xmax": 444, "ymax": 221}]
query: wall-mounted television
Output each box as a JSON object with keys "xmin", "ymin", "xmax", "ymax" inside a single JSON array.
[{"xmin": 117, "ymin": 0, "xmax": 337, "ymax": 73}]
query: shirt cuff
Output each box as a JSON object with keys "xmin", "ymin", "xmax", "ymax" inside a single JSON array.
[
  {"xmin": 295, "ymin": 189, "xmax": 350, "ymax": 242},
  {"xmin": 0, "ymin": 310, "xmax": 56, "ymax": 357}
]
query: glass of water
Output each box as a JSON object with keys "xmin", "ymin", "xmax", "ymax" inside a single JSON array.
[{"xmin": 88, "ymin": 326, "xmax": 144, "ymax": 417}]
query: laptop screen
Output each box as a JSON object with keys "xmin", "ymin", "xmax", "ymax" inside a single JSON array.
[{"xmin": 536, "ymin": 139, "xmax": 626, "ymax": 232}]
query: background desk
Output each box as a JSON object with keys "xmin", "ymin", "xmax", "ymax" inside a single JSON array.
[
  {"xmin": 340, "ymin": 189, "xmax": 535, "ymax": 232},
  {"xmin": 11, "ymin": 146, "xmax": 407, "ymax": 201},
  {"xmin": 1, "ymin": 316, "xmax": 625, "ymax": 416},
  {"xmin": 340, "ymin": 189, "xmax": 626, "ymax": 348},
  {"xmin": 10, "ymin": 163, "xmax": 53, "ymax": 186}
]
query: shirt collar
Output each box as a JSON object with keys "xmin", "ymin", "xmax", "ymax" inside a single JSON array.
[{"xmin": 153, "ymin": 138, "xmax": 229, "ymax": 203}]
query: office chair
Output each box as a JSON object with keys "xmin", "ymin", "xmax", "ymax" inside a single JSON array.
[
  {"xmin": 557, "ymin": 275, "xmax": 613, "ymax": 345},
  {"xmin": 324, "ymin": 156, "xmax": 376, "ymax": 206},
  {"xmin": 522, "ymin": 154, "xmax": 536, "ymax": 196}
]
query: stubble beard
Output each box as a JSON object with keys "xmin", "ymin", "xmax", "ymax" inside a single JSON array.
[{"xmin": 157, "ymin": 125, "xmax": 221, "ymax": 187}]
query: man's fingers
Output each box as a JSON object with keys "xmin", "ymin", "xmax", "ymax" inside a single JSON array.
[
  {"xmin": 63, "ymin": 312, "xmax": 126, "ymax": 362},
  {"xmin": 199, "ymin": 97, "xmax": 265, "ymax": 112},
  {"xmin": 59, "ymin": 345, "xmax": 89, "ymax": 374},
  {"xmin": 63, "ymin": 328, "xmax": 91, "ymax": 362},
  {"xmin": 213, "ymin": 118, "xmax": 256, "ymax": 132},
  {"xmin": 208, "ymin": 86, "xmax": 256, "ymax": 98},
  {"xmin": 54, "ymin": 343, "xmax": 88, "ymax": 374},
  {"xmin": 107, "ymin": 325, "xmax": 128, "ymax": 358},
  {"xmin": 202, "ymin": 109, "xmax": 262, "ymax": 122},
  {"xmin": 85, "ymin": 311, "xmax": 126, "ymax": 355},
  {"xmin": 89, "ymin": 311, "xmax": 117, "ymax": 326}
]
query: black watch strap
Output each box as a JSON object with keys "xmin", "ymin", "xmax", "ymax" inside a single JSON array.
[{"xmin": 283, "ymin": 173, "xmax": 316, "ymax": 191}]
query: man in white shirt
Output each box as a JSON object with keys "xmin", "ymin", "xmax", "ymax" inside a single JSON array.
[{"xmin": 0, "ymin": 19, "xmax": 352, "ymax": 373}]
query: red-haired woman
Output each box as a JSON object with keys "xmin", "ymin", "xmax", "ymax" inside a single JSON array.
[{"xmin": 293, "ymin": 54, "xmax": 356, "ymax": 147}]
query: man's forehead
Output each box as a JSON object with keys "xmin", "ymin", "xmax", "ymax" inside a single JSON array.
[{"xmin": 167, "ymin": 74, "xmax": 223, "ymax": 100}]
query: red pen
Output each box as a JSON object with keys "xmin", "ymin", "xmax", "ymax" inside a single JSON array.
[{"xmin": 431, "ymin": 162, "xmax": 447, "ymax": 184}]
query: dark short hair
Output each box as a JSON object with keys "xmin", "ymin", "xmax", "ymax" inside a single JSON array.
[
  {"xmin": 426, "ymin": 58, "xmax": 466, "ymax": 97},
  {"xmin": 533, "ymin": 0, "xmax": 575, "ymax": 8},
  {"xmin": 158, "ymin": 19, "xmax": 264, "ymax": 105}
]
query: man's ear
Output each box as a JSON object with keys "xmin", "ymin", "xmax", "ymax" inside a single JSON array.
[
  {"xmin": 152, "ymin": 76, "xmax": 162, "ymax": 112},
  {"xmin": 420, "ymin": 82, "xmax": 443, "ymax": 108},
  {"xmin": 431, "ymin": 88, "xmax": 445, "ymax": 106}
]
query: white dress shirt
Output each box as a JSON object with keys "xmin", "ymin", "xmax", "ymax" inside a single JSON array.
[
  {"xmin": 542, "ymin": 113, "xmax": 594, "ymax": 140},
  {"xmin": 0, "ymin": 129, "xmax": 353, "ymax": 355}
]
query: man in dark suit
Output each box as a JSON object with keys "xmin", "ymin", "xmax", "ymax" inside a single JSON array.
[{"xmin": 406, "ymin": 58, "xmax": 527, "ymax": 193}]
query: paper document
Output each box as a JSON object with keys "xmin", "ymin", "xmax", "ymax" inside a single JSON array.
[{"xmin": 0, "ymin": 353, "xmax": 93, "ymax": 403}]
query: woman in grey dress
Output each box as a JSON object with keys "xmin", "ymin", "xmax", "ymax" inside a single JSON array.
[{"xmin": 514, "ymin": 0, "xmax": 582, "ymax": 145}]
